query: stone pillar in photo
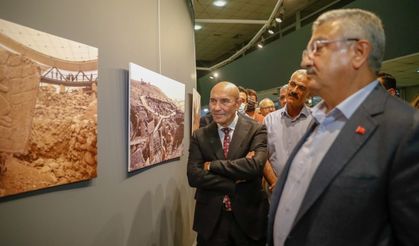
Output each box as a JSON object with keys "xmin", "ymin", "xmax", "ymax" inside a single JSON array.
[{"xmin": 0, "ymin": 48, "xmax": 40, "ymax": 153}]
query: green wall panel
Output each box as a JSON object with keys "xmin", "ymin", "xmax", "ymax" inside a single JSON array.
[{"xmin": 198, "ymin": 0, "xmax": 419, "ymax": 106}]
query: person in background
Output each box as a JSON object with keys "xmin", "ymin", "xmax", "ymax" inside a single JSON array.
[
  {"xmin": 199, "ymin": 111, "xmax": 213, "ymax": 128},
  {"xmin": 411, "ymin": 95, "xmax": 419, "ymax": 109},
  {"xmin": 268, "ymin": 8, "xmax": 419, "ymax": 246},
  {"xmin": 259, "ymin": 98, "xmax": 276, "ymax": 117},
  {"xmin": 238, "ymin": 86, "xmax": 248, "ymax": 114},
  {"xmin": 377, "ymin": 72, "xmax": 399, "ymax": 96},
  {"xmin": 246, "ymin": 88, "xmax": 264, "ymax": 123},
  {"xmin": 188, "ymin": 81, "xmax": 269, "ymax": 246},
  {"xmin": 263, "ymin": 69, "xmax": 312, "ymax": 197},
  {"xmin": 278, "ymin": 85, "xmax": 288, "ymax": 108}
]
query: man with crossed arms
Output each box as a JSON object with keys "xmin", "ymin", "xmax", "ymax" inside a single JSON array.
[{"xmin": 188, "ymin": 81, "xmax": 268, "ymax": 245}]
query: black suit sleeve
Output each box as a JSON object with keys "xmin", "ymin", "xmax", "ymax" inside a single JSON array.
[
  {"xmin": 390, "ymin": 111, "xmax": 419, "ymax": 245},
  {"xmin": 210, "ymin": 123, "xmax": 268, "ymax": 181},
  {"xmin": 187, "ymin": 131, "xmax": 235, "ymax": 194}
]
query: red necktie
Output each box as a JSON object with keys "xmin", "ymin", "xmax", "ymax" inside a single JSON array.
[
  {"xmin": 221, "ymin": 127, "xmax": 231, "ymax": 158},
  {"xmin": 221, "ymin": 127, "xmax": 232, "ymax": 211}
]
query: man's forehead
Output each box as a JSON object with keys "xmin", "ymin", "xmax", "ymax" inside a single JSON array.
[
  {"xmin": 290, "ymin": 75, "xmax": 308, "ymax": 86},
  {"xmin": 210, "ymin": 94, "xmax": 235, "ymax": 99},
  {"xmin": 311, "ymin": 21, "xmax": 342, "ymax": 41},
  {"xmin": 294, "ymin": 79, "xmax": 308, "ymax": 86}
]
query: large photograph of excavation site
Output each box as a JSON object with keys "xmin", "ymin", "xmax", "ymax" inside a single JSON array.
[
  {"xmin": 0, "ymin": 19, "xmax": 98, "ymax": 198},
  {"xmin": 128, "ymin": 63, "xmax": 185, "ymax": 172}
]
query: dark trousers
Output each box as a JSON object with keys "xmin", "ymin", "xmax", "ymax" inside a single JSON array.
[{"xmin": 197, "ymin": 210, "xmax": 265, "ymax": 246}]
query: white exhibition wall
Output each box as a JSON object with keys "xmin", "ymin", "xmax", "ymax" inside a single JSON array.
[{"xmin": 0, "ymin": 0, "xmax": 197, "ymax": 245}]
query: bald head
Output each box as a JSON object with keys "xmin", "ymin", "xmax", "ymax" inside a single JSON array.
[
  {"xmin": 209, "ymin": 81, "xmax": 240, "ymax": 127},
  {"xmin": 211, "ymin": 81, "xmax": 239, "ymax": 100}
]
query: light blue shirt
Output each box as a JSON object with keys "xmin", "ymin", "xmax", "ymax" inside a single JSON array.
[
  {"xmin": 264, "ymin": 105, "xmax": 312, "ymax": 177},
  {"xmin": 274, "ymin": 81, "xmax": 379, "ymax": 246}
]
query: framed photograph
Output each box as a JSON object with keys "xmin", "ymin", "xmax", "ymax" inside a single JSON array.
[
  {"xmin": 0, "ymin": 18, "xmax": 98, "ymax": 197},
  {"xmin": 191, "ymin": 88, "xmax": 201, "ymax": 133},
  {"xmin": 128, "ymin": 63, "xmax": 185, "ymax": 172}
]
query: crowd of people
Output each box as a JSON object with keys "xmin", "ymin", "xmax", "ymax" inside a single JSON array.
[{"xmin": 187, "ymin": 8, "xmax": 419, "ymax": 246}]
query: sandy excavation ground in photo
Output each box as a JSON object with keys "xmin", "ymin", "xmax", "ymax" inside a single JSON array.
[{"xmin": 0, "ymin": 48, "xmax": 97, "ymax": 198}]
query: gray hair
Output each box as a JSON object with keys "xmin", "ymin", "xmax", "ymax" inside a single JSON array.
[
  {"xmin": 279, "ymin": 84, "xmax": 288, "ymax": 93},
  {"xmin": 313, "ymin": 9, "xmax": 385, "ymax": 72},
  {"xmin": 290, "ymin": 69, "xmax": 307, "ymax": 80}
]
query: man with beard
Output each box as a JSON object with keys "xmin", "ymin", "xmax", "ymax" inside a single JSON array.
[{"xmin": 263, "ymin": 69, "xmax": 312, "ymax": 195}]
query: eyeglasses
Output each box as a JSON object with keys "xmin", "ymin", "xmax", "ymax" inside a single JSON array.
[{"xmin": 302, "ymin": 38, "xmax": 359, "ymax": 59}]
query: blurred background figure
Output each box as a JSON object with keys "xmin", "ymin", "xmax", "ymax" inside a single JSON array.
[
  {"xmin": 411, "ymin": 95, "xmax": 419, "ymax": 109},
  {"xmin": 278, "ymin": 85, "xmax": 288, "ymax": 108},
  {"xmin": 377, "ymin": 72, "xmax": 399, "ymax": 97},
  {"xmin": 238, "ymin": 86, "xmax": 248, "ymax": 114},
  {"xmin": 259, "ymin": 98, "xmax": 276, "ymax": 117},
  {"xmin": 246, "ymin": 88, "xmax": 264, "ymax": 123}
]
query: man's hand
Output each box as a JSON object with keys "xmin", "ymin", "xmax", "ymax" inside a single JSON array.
[
  {"xmin": 246, "ymin": 151, "xmax": 255, "ymax": 159},
  {"xmin": 204, "ymin": 161, "xmax": 210, "ymax": 171},
  {"xmin": 235, "ymin": 152, "xmax": 255, "ymax": 184}
]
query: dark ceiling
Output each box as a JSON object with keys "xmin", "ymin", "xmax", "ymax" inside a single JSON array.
[{"xmin": 193, "ymin": 0, "xmax": 355, "ymax": 78}]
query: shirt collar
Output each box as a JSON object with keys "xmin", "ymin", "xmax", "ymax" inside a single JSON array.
[
  {"xmin": 311, "ymin": 80, "xmax": 378, "ymax": 124},
  {"xmin": 281, "ymin": 104, "xmax": 310, "ymax": 120}
]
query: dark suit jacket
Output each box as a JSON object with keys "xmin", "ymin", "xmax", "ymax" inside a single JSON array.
[
  {"xmin": 188, "ymin": 114, "xmax": 269, "ymax": 241},
  {"xmin": 267, "ymin": 85, "xmax": 419, "ymax": 246}
]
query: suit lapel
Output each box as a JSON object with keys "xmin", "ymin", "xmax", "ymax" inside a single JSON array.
[
  {"xmin": 206, "ymin": 121, "xmax": 225, "ymax": 160},
  {"xmin": 293, "ymin": 85, "xmax": 387, "ymax": 226},
  {"xmin": 227, "ymin": 115, "xmax": 250, "ymax": 159}
]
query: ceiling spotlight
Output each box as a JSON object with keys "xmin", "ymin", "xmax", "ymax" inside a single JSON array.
[
  {"xmin": 257, "ymin": 43, "xmax": 263, "ymax": 49},
  {"xmin": 268, "ymin": 29, "xmax": 274, "ymax": 35},
  {"xmin": 194, "ymin": 24, "xmax": 202, "ymax": 30},
  {"xmin": 275, "ymin": 17, "xmax": 282, "ymax": 23},
  {"xmin": 213, "ymin": 0, "xmax": 227, "ymax": 7},
  {"xmin": 213, "ymin": 72, "xmax": 219, "ymax": 78}
]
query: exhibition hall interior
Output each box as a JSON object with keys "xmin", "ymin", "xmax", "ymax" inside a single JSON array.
[{"xmin": 0, "ymin": 0, "xmax": 418, "ymax": 245}]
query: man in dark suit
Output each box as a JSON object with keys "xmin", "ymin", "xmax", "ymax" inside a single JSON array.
[
  {"xmin": 188, "ymin": 81, "xmax": 268, "ymax": 245},
  {"xmin": 268, "ymin": 9, "xmax": 419, "ymax": 246}
]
